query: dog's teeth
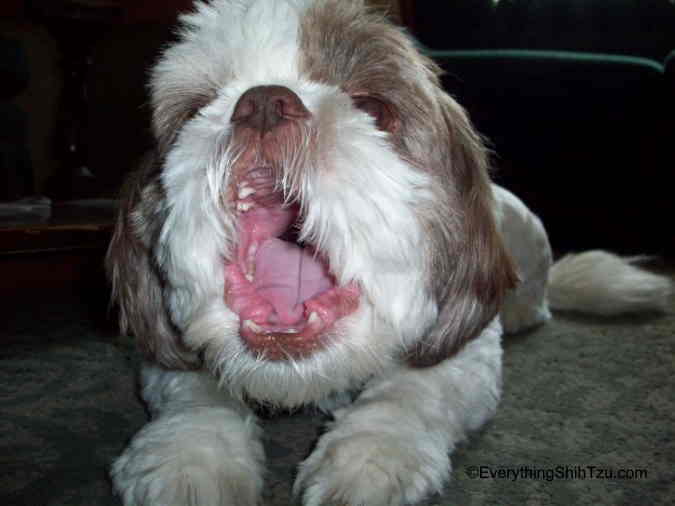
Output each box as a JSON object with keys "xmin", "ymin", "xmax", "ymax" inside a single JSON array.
[
  {"xmin": 245, "ymin": 243, "xmax": 258, "ymax": 281},
  {"xmin": 276, "ymin": 328, "xmax": 298, "ymax": 334},
  {"xmin": 307, "ymin": 312, "xmax": 321, "ymax": 326},
  {"xmin": 238, "ymin": 186, "xmax": 255, "ymax": 199},
  {"xmin": 243, "ymin": 320, "xmax": 263, "ymax": 333},
  {"xmin": 237, "ymin": 202, "xmax": 253, "ymax": 213}
]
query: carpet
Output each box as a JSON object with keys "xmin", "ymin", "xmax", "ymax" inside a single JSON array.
[{"xmin": 1, "ymin": 270, "xmax": 673, "ymax": 506}]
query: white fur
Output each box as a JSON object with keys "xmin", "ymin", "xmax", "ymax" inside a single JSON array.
[
  {"xmin": 493, "ymin": 185, "xmax": 554, "ymax": 333},
  {"xmin": 547, "ymin": 250, "xmax": 672, "ymax": 315},
  {"xmin": 493, "ymin": 185, "xmax": 671, "ymax": 326},
  {"xmin": 112, "ymin": 366, "xmax": 265, "ymax": 506},
  {"xmin": 117, "ymin": 319, "xmax": 502, "ymax": 506},
  {"xmin": 294, "ymin": 319, "xmax": 503, "ymax": 506},
  {"xmin": 111, "ymin": 1, "xmax": 672, "ymax": 505}
]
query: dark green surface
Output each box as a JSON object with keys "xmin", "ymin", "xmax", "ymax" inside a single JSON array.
[
  {"xmin": 410, "ymin": 1, "xmax": 675, "ymax": 61},
  {"xmin": 1, "ymin": 279, "xmax": 673, "ymax": 506},
  {"xmin": 430, "ymin": 50, "xmax": 673, "ymax": 256}
]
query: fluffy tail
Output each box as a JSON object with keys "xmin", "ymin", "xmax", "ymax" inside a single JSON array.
[{"xmin": 548, "ymin": 250, "xmax": 672, "ymax": 315}]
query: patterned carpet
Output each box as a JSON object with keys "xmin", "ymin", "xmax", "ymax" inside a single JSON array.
[{"xmin": 1, "ymin": 273, "xmax": 674, "ymax": 506}]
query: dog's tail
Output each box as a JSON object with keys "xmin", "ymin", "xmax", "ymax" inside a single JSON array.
[{"xmin": 547, "ymin": 250, "xmax": 672, "ymax": 315}]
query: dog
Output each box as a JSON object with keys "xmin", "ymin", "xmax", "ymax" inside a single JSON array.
[{"xmin": 106, "ymin": 1, "xmax": 672, "ymax": 504}]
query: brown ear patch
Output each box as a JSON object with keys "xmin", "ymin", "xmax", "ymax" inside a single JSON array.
[
  {"xmin": 151, "ymin": 89, "xmax": 216, "ymax": 156},
  {"xmin": 406, "ymin": 97, "xmax": 517, "ymax": 368},
  {"xmin": 106, "ymin": 152, "xmax": 201, "ymax": 370}
]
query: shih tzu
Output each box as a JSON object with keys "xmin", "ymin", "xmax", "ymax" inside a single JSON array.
[{"xmin": 106, "ymin": 1, "xmax": 671, "ymax": 505}]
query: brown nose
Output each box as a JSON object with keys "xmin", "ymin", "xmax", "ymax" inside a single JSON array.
[{"xmin": 231, "ymin": 85, "xmax": 310, "ymax": 134}]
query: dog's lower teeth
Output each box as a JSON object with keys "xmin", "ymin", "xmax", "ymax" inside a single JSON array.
[
  {"xmin": 246, "ymin": 243, "xmax": 258, "ymax": 281},
  {"xmin": 237, "ymin": 202, "xmax": 253, "ymax": 212},
  {"xmin": 275, "ymin": 328, "xmax": 298, "ymax": 334},
  {"xmin": 308, "ymin": 312, "xmax": 321, "ymax": 326}
]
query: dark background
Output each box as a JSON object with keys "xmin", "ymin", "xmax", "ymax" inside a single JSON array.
[
  {"xmin": 1, "ymin": 0, "xmax": 673, "ymax": 258},
  {"xmin": 404, "ymin": 0, "xmax": 675, "ymax": 257},
  {"xmin": 0, "ymin": 0, "xmax": 673, "ymax": 297}
]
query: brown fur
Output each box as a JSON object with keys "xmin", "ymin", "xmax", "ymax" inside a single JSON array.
[
  {"xmin": 300, "ymin": 0, "xmax": 517, "ymax": 367},
  {"xmin": 106, "ymin": 152, "xmax": 201, "ymax": 369},
  {"xmin": 407, "ymin": 96, "xmax": 518, "ymax": 367}
]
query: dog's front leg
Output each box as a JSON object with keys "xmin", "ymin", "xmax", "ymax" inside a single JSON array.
[
  {"xmin": 111, "ymin": 364, "xmax": 264, "ymax": 506},
  {"xmin": 294, "ymin": 320, "xmax": 503, "ymax": 506}
]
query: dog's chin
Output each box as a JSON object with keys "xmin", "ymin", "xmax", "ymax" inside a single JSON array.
[{"xmin": 223, "ymin": 164, "xmax": 361, "ymax": 360}]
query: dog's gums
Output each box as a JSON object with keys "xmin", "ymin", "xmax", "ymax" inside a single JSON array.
[{"xmin": 224, "ymin": 166, "xmax": 360, "ymax": 359}]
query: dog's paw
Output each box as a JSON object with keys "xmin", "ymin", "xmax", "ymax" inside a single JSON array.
[
  {"xmin": 500, "ymin": 296, "xmax": 552, "ymax": 334},
  {"xmin": 293, "ymin": 430, "xmax": 448, "ymax": 506},
  {"xmin": 111, "ymin": 411, "xmax": 263, "ymax": 506}
]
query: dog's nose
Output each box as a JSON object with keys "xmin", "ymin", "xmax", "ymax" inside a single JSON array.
[{"xmin": 231, "ymin": 85, "xmax": 310, "ymax": 134}]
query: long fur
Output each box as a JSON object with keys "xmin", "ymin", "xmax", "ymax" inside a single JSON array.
[
  {"xmin": 548, "ymin": 250, "xmax": 672, "ymax": 315},
  {"xmin": 106, "ymin": 1, "xmax": 672, "ymax": 505}
]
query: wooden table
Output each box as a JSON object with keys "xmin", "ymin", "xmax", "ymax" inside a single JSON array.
[{"xmin": 0, "ymin": 200, "xmax": 116, "ymax": 298}]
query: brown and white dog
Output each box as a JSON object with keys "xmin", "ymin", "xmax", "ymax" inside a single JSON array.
[{"xmin": 106, "ymin": 1, "xmax": 671, "ymax": 504}]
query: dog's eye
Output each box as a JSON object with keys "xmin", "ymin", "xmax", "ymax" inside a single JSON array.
[{"xmin": 352, "ymin": 96, "xmax": 397, "ymax": 133}]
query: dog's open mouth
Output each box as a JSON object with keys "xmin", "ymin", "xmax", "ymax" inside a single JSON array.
[{"xmin": 224, "ymin": 167, "xmax": 360, "ymax": 359}]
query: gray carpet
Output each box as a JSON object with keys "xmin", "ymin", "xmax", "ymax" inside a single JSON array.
[{"xmin": 1, "ymin": 272, "xmax": 674, "ymax": 506}]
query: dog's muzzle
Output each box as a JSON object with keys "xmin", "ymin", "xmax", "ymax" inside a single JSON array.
[{"xmin": 224, "ymin": 86, "xmax": 360, "ymax": 360}]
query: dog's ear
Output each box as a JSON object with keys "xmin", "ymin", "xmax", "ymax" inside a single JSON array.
[
  {"xmin": 407, "ymin": 96, "xmax": 517, "ymax": 367},
  {"xmin": 150, "ymin": 85, "xmax": 214, "ymax": 157},
  {"xmin": 106, "ymin": 152, "xmax": 201, "ymax": 369},
  {"xmin": 148, "ymin": 30, "xmax": 220, "ymax": 157}
]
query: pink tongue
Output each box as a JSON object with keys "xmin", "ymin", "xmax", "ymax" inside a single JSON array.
[{"xmin": 254, "ymin": 238, "xmax": 334, "ymax": 325}]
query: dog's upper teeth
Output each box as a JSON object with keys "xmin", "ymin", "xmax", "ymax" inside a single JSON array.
[{"xmin": 238, "ymin": 186, "xmax": 255, "ymax": 199}]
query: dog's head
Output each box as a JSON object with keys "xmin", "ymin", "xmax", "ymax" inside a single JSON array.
[{"xmin": 107, "ymin": 0, "xmax": 516, "ymax": 406}]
